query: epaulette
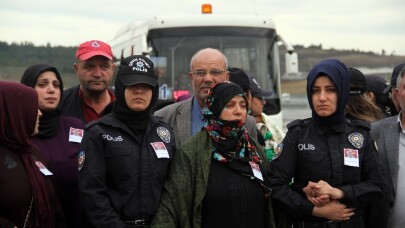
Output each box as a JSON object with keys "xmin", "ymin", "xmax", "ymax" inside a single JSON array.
[
  {"xmin": 286, "ymin": 118, "xmax": 311, "ymax": 129},
  {"xmin": 346, "ymin": 118, "xmax": 370, "ymax": 130}
]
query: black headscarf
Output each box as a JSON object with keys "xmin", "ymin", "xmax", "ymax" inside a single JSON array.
[
  {"xmin": 21, "ymin": 64, "xmax": 64, "ymax": 138},
  {"xmin": 307, "ymin": 59, "xmax": 349, "ymax": 126},
  {"xmin": 112, "ymin": 60, "xmax": 159, "ymax": 135}
]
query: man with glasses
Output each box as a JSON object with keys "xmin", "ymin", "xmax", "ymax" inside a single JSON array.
[{"xmin": 154, "ymin": 48, "xmax": 257, "ymax": 146}]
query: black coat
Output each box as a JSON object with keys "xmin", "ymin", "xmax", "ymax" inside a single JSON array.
[
  {"xmin": 79, "ymin": 114, "xmax": 176, "ymax": 228},
  {"xmin": 59, "ymin": 85, "xmax": 114, "ymax": 123},
  {"xmin": 269, "ymin": 118, "xmax": 385, "ymax": 223}
]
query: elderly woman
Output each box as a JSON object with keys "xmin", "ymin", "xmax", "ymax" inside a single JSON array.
[
  {"xmin": 151, "ymin": 81, "xmax": 275, "ymax": 228},
  {"xmin": 21, "ymin": 64, "xmax": 85, "ymax": 227},
  {"xmin": 0, "ymin": 81, "xmax": 66, "ymax": 228}
]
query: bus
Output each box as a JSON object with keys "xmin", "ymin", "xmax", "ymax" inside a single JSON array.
[{"xmin": 109, "ymin": 4, "xmax": 298, "ymax": 129}]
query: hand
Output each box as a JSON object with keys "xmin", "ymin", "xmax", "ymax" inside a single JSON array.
[
  {"xmin": 312, "ymin": 200, "xmax": 355, "ymax": 221},
  {"xmin": 303, "ymin": 181, "xmax": 330, "ymax": 206},
  {"xmin": 315, "ymin": 180, "xmax": 344, "ymax": 200}
]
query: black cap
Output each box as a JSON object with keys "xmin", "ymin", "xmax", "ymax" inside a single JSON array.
[
  {"xmin": 229, "ymin": 67, "xmax": 250, "ymax": 93},
  {"xmin": 348, "ymin": 68, "xmax": 366, "ymax": 95},
  {"xmin": 383, "ymin": 63, "xmax": 405, "ymax": 94},
  {"xmin": 117, "ymin": 55, "xmax": 157, "ymax": 87},
  {"xmin": 250, "ymin": 77, "xmax": 273, "ymax": 98},
  {"xmin": 365, "ymin": 75, "xmax": 388, "ymax": 95}
]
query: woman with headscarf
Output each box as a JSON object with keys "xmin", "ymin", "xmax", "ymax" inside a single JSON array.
[
  {"xmin": 21, "ymin": 64, "xmax": 85, "ymax": 227},
  {"xmin": 268, "ymin": 59, "xmax": 385, "ymax": 228},
  {"xmin": 0, "ymin": 81, "xmax": 66, "ymax": 228},
  {"xmin": 78, "ymin": 55, "xmax": 176, "ymax": 228},
  {"xmin": 151, "ymin": 81, "xmax": 275, "ymax": 228}
]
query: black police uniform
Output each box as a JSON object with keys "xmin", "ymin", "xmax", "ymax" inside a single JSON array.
[
  {"xmin": 78, "ymin": 114, "xmax": 176, "ymax": 228},
  {"xmin": 269, "ymin": 118, "xmax": 385, "ymax": 228}
]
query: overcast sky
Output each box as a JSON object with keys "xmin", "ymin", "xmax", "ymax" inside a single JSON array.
[{"xmin": 1, "ymin": 0, "xmax": 404, "ymax": 55}]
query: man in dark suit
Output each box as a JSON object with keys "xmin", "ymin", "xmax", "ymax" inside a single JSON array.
[
  {"xmin": 154, "ymin": 48, "xmax": 257, "ymax": 146},
  {"xmin": 370, "ymin": 65, "xmax": 405, "ymax": 228}
]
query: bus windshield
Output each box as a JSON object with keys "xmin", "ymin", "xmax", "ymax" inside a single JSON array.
[{"xmin": 148, "ymin": 26, "xmax": 281, "ymax": 115}]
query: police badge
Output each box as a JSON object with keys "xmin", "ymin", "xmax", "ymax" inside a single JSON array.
[
  {"xmin": 157, "ymin": 127, "xmax": 171, "ymax": 143},
  {"xmin": 348, "ymin": 132, "xmax": 364, "ymax": 149}
]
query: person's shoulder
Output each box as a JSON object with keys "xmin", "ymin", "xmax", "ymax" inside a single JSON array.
[
  {"xmin": 59, "ymin": 115, "xmax": 85, "ymax": 128},
  {"xmin": 372, "ymin": 115, "xmax": 397, "ymax": 128},
  {"xmin": 152, "ymin": 116, "xmax": 174, "ymax": 131},
  {"xmin": 62, "ymin": 85, "xmax": 79, "ymax": 96},
  {"xmin": 154, "ymin": 99, "xmax": 191, "ymax": 116},
  {"xmin": 60, "ymin": 85, "xmax": 80, "ymax": 107},
  {"xmin": 346, "ymin": 118, "xmax": 370, "ymax": 130},
  {"xmin": 286, "ymin": 118, "xmax": 311, "ymax": 129},
  {"xmin": 84, "ymin": 113, "xmax": 115, "ymax": 130},
  {"xmin": 179, "ymin": 131, "xmax": 210, "ymax": 151}
]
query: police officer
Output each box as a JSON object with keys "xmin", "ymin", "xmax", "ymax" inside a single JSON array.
[
  {"xmin": 78, "ymin": 55, "xmax": 176, "ymax": 228},
  {"xmin": 268, "ymin": 59, "xmax": 385, "ymax": 228}
]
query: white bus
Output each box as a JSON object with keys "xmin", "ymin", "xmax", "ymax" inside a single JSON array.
[{"xmin": 109, "ymin": 4, "xmax": 298, "ymax": 129}]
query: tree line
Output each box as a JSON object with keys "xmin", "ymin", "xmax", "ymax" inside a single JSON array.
[
  {"xmin": 0, "ymin": 41, "xmax": 76, "ymax": 73},
  {"xmin": 1, "ymin": 41, "xmax": 404, "ymax": 88}
]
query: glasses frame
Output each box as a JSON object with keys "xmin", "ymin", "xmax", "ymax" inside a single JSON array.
[{"xmin": 190, "ymin": 69, "xmax": 228, "ymax": 77}]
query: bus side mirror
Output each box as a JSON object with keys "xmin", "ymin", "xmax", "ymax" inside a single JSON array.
[{"xmin": 285, "ymin": 52, "xmax": 298, "ymax": 75}]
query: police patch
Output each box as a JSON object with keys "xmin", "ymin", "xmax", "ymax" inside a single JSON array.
[
  {"xmin": 348, "ymin": 132, "xmax": 364, "ymax": 149},
  {"xmin": 273, "ymin": 143, "xmax": 284, "ymax": 160},
  {"xmin": 78, "ymin": 151, "xmax": 85, "ymax": 171},
  {"xmin": 157, "ymin": 127, "xmax": 171, "ymax": 143}
]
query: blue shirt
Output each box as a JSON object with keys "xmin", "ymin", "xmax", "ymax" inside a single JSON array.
[{"xmin": 191, "ymin": 97, "xmax": 205, "ymax": 136}]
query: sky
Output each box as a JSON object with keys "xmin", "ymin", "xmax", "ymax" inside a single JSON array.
[{"xmin": 1, "ymin": 0, "xmax": 404, "ymax": 55}]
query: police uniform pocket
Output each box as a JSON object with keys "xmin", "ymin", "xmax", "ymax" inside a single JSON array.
[
  {"xmin": 105, "ymin": 145, "xmax": 133, "ymax": 182},
  {"xmin": 299, "ymin": 151, "xmax": 325, "ymax": 165},
  {"xmin": 105, "ymin": 146, "xmax": 131, "ymax": 158},
  {"xmin": 297, "ymin": 151, "xmax": 328, "ymax": 180}
]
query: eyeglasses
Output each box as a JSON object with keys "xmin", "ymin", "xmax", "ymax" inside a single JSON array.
[{"xmin": 190, "ymin": 69, "xmax": 227, "ymax": 77}]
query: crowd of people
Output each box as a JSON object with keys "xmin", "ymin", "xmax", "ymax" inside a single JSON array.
[{"xmin": 0, "ymin": 39, "xmax": 404, "ymax": 228}]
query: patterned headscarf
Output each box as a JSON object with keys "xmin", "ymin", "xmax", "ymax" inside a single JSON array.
[
  {"xmin": 0, "ymin": 82, "xmax": 52, "ymax": 227},
  {"xmin": 203, "ymin": 81, "xmax": 261, "ymax": 165}
]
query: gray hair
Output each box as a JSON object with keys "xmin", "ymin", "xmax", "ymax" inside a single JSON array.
[{"xmin": 396, "ymin": 65, "xmax": 405, "ymax": 88}]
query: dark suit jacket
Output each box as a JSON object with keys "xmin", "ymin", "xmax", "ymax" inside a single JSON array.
[
  {"xmin": 154, "ymin": 97, "xmax": 258, "ymax": 147},
  {"xmin": 368, "ymin": 115, "xmax": 400, "ymax": 228},
  {"xmin": 371, "ymin": 115, "xmax": 400, "ymax": 201}
]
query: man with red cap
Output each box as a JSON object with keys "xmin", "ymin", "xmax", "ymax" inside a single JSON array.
[{"xmin": 60, "ymin": 40, "xmax": 116, "ymax": 123}]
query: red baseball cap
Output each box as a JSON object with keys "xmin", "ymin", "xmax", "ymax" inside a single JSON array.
[{"xmin": 75, "ymin": 40, "xmax": 113, "ymax": 60}]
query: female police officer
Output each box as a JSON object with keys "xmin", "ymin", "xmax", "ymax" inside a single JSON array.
[
  {"xmin": 79, "ymin": 55, "xmax": 176, "ymax": 228},
  {"xmin": 269, "ymin": 59, "xmax": 385, "ymax": 228}
]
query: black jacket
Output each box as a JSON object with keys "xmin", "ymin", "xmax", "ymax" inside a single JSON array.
[
  {"xmin": 269, "ymin": 118, "xmax": 385, "ymax": 222},
  {"xmin": 78, "ymin": 114, "xmax": 176, "ymax": 228},
  {"xmin": 59, "ymin": 85, "xmax": 114, "ymax": 123}
]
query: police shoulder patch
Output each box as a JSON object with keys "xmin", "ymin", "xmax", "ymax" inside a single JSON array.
[
  {"xmin": 157, "ymin": 127, "xmax": 171, "ymax": 143},
  {"xmin": 78, "ymin": 151, "xmax": 85, "ymax": 171},
  {"xmin": 348, "ymin": 132, "xmax": 364, "ymax": 149},
  {"xmin": 273, "ymin": 143, "xmax": 284, "ymax": 160}
]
